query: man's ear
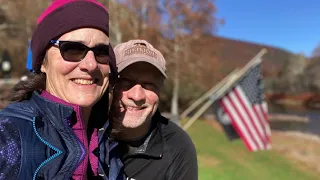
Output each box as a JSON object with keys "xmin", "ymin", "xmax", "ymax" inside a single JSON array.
[{"xmin": 108, "ymin": 90, "xmax": 113, "ymax": 111}]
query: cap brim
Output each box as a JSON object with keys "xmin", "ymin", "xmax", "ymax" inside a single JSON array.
[{"xmin": 117, "ymin": 57, "xmax": 167, "ymax": 78}]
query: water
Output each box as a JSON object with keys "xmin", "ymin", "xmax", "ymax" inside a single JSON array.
[{"xmin": 268, "ymin": 103, "xmax": 320, "ymax": 135}]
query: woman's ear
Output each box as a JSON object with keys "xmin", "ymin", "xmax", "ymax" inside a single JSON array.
[
  {"xmin": 40, "ymin": 53, "xmax": 48, "ymax": 73},
  {"xmin": 40, "ymin": 64, "xmax": 47, "ymax": 73}
]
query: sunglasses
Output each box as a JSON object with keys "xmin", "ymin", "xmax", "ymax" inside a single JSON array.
[{"xmin": 50, "ymin": 40, "xmax": 110, "ymax": 64}]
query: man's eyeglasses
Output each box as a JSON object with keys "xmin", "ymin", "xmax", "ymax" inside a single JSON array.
[{"xmin": 50, "ymin": 40, "xmax": 110, "ymax": 64}]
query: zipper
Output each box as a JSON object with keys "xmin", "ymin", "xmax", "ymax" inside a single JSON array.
[
  {"xmin": 60, "ymin": 115, "xmax": 87, "ymax": 179},
  {"xmin": 32, "ymin": 116, "xmax": 63, "ymax": 180}
]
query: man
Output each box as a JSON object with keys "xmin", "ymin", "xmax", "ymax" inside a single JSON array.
[{"xmin": 110, "ymin": 39, "xmax": 198, "ymax": 180}]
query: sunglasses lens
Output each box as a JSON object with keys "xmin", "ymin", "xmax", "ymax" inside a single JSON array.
[
  {"xmin": 93, "ymin": 45, "xmax": 109, "ymax": 64},
  {"xmin": 60, "ymin": 42, "xmax": 87, "ymax": 62}
]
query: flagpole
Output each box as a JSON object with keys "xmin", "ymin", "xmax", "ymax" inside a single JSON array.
[
  {"xmin": 238, "ymin": 48, "xmax": 267, "ymax": 76},
  {"xmin": 182, "ymin": 71, "xmax": 241, "ymax": 131},
  {"xmin": 182, "ymin": 96, "xmax": 217, "ymax": 130},
  {"xmin": 212, "ymin": 48, "xmax": 268, "ymax": 99},
  {"xmin": 182, "ymin": 48, "xmax": 268, "ymax": 131},
  {"xmin": 180, "ymin": 68, "xmax": 240, "ymax": 119}
]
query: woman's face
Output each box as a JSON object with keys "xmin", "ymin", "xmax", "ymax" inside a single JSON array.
[{"xmin": 41, "ymin": 28, "xmax": 110, "ymax": 108}]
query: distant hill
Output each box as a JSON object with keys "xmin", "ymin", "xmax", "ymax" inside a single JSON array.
[
  {"xmin": 157, "ymin": 34, "xmax": 299, "ymax": 111},
  {"xmin": 196, "ymin": 35, "xmax": 294, "ymax": 78},
  {"xmin": 308, "ymin": 56, "xmax": 320, "ymax": 66}
]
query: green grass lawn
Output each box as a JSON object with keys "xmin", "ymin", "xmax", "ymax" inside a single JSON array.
[{"xmin": 186, "ymin": 120, "xmax": 318, "ymax": 180}]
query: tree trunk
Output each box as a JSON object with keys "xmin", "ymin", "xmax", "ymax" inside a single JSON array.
[
  {"xmin": 115, "ymin": 27, "xmax": 122, "ymax": 45},
  {"xmin": 170, "ymin": 43, "xmax": 180, "ymax": 126}
]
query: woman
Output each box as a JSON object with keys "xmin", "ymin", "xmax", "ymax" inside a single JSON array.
[{"xmin": 0, "ymin": 0, "xmax": 123, "ymax": 179}]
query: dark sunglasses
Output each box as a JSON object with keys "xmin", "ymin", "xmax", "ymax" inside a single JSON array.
[{"xmin": 50, "ymin": 40, "xmax": 110, "ymax": 64}]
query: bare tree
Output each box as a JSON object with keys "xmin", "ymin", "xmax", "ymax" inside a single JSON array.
[
  {"xmin": 159, "ymin": 0, "xmax": 221, "ymax": 125},
  {"xmin": 112, "ymin": 0, "xmax": 161, "ymax": 41},
  {"xmin": 277, "ymin": 53, "xmax": 307, "ymax": 93},
  {"xmin": 312, "ymin": 43, "xmax": 320, "ymax": 58},
  {"xmin": 0, "ymin": 0, "xmax": 50, "ymax": 76},
  {"xmin": 110, "ymin": 0, "xmax": 147, "ymax": 44}
]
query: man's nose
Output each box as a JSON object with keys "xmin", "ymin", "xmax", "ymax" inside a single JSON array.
[{"xmin": 127, "ymin": 84, "xmax": 146, "ymax": 104}]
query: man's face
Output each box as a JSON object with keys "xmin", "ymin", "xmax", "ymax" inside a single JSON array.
[{"xmin": 110, "ymin": 62, "xmax": 164, "ymax": 129}]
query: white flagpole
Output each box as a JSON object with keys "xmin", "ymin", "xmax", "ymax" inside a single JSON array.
[
  {"xmin": 180, "ymin": 68, "xmax": 240, "ymax": 119},
  {"xmin": 182, "ymin": 49, "xmax": 268, "ymax": 131}
]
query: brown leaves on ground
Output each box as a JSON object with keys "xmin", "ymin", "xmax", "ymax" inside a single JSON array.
[
  {"xmin": 205, "ymin": 118, "xmax": 320, "ymax": 176},
  {"xmin": 272, "ymin": 131, "xmax": 320, "ymax": 175},
  {"xmin": 197, "ymin": 155, "xmax": 220, "ymax": 167}
]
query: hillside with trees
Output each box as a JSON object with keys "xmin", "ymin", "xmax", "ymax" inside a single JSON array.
[{"xmin": 1, "ymin": 0, "xmax": 320, "ymax": 111}]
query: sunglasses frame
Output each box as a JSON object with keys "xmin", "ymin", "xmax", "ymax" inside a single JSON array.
[{"xmin": 50, "ymin": 40, "xmax": 110, "ymax": 64}]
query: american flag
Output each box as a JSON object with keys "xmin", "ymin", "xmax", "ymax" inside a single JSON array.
[{"xmin": 218, "ymin": 62, "xmax": 271, "ymax": 151}]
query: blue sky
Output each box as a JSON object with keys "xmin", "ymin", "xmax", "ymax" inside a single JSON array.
[{"xmin": 215, "ymin": 0, "xmax": 320, "ymax": 57}]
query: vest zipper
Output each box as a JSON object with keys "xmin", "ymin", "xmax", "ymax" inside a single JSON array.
[{"xmin": 32, "ymin": 116, "xmax": 63, "ymax": 180}]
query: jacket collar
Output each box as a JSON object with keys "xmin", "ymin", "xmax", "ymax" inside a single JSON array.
[{"xmin": 30, "ymin": 91, "xmax": 75, "ymax": 130}]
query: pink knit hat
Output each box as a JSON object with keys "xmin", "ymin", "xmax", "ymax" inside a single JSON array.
[
  {"xmin": 36, "ymin": 0, "xmax": 107, "ymax": 24},
  {"xmin": 30, "ymin": 0, "xmax": 115, "ymax": 75}
]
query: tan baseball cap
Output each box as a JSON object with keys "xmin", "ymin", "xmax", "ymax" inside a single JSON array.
[{"xmin": 114, "ymin": 39, "xmax": 167, "ymax": 78}]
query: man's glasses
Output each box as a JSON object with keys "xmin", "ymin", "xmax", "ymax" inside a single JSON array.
[{"xmin": 50, "ymin": 40, "xmax": 110, "ymax": 64}]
